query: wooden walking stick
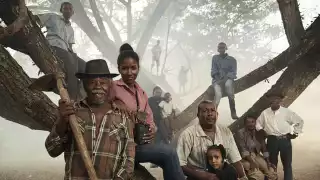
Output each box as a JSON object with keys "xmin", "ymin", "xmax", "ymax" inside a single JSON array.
[{"xmin": 30, "ymin": 72, "xmax": 98, "ymax": 180}]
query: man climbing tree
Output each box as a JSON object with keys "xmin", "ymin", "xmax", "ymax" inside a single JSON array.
[
  {"xmin": 211, "ymin": 42, "xmax": 238, "ymax": 120},
  {"xmin": 35, "ymin": 1, "xmax": 86, "ymax": 100},
  {"xmin": 151, "ymin": 40, "xmax": 162, "ymax": 76}
]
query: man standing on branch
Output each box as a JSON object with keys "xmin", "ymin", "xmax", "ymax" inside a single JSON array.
[
  {"xmin": 35, "ymin": 2, "xmax": 86, "ymax": 100},
  {"xmin": 45, "ymin": 59, "xmax": 135, "ymax": 180},
  {"xmin": 256, "ymin": 92, "xmax": 304, "ymax": 180},
  {"xmin": 211, "ymin": 42, "xmax": 238, "ymax": 119},
  {"xmin": 151, "ymin": 40, "xmax": 162, "ymax": 75},
  {"xmin": 177, "ymin": 100, "xmax": 247, "ymax": 180}
]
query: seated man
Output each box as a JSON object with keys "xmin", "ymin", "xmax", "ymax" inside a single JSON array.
[
  {"xmin": 177, "ymin": 100, "xmax": 248, "ymax": 180},
  {"xmin": 45, "ymin": 59, "xmax": 135, "ymax": 179},
  {"xmin": 211, "ymin": 42, "xmax": 238, "ymax": 119},
  {"xmin": 235, "ymin": 115, "xmax": 277, "ymax": 180},
  {"xmin": 35, "ymin": 2, "xmax": 86, "ymax": 100}
]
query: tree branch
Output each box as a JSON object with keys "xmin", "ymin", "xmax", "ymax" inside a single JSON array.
[
  {"xmin": 171, "ymin": 16, "xmax": 320, "ymax": 131},
  {"xmin": 119, "ymin": 0, "xmax": 128, "ymax": 6},
  {"xmin": 0, "ymin": 0, "xmax": 28, "ymax": 39},
  {"xmin": 97, "ymin": 2, "xmax": 122, "ymax": 46},
  {"xmin": 88, "ymin": 0, "xmax": 108, "ymax": 37},
  {"xmin": 277, "ymin": 0, "xmax": 305, "ymax": 46},
  {"xmin": 126, "ymin": 0, "xmax": 132, "ymax": 42},
  {"xmin": 230, "ymin": 53, "xmax": 320, "ymax": 132},
  {"xmin": 0, "ymin": 45, "xmax": 57, "ymax": 131}
]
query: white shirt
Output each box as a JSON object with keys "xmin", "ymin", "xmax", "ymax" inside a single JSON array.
[
  {"xmin": 159, "ymin": 100, "xmax": 175, "ymax": 118},
  {"xmin": 177, "ymin": 123, "xmax": 242, "ymax": 169},
  {"xmin": 38, "ymin": 13, "xmax": 75, "ymax": 51},
  {"xmin": 256, "ymin": 106, "xmax": 304, "ymax": 136},
  {"xmin": 152, "ymin": 45, "xmax": 162, "ymax": 59}
]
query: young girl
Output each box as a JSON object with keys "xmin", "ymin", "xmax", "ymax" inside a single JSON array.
[{"xmin": 206, "ymin": 144, "xmax": 238, "ymax": 180}]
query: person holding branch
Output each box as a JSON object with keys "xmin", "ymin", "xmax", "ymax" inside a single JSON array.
[{"xmin": 45, "ymin": 59, "xmax": 135, "ymax": 180}]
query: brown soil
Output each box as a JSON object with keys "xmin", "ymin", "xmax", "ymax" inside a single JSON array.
[{"xmin": 0, "ymin": 141, "xmax": 319, "ymax": 180}]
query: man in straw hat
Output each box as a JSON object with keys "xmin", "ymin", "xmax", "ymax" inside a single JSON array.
[
  {"xmin": 45, "ymin": 59, "xmax": 135, "ymax": 180},
  {"xmin": 256, "ymin": 92, "xmax": 304, "ymax": 180}
]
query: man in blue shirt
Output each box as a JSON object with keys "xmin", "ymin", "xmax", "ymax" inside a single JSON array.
[{"xmin": 211, "ymin": 42, "xmax": 238, "ymax": 119}]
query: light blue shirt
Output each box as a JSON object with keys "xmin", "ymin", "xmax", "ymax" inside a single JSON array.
[{"xmin": 38, "ymin": 13, "xmax": 75, "ymax": 51}]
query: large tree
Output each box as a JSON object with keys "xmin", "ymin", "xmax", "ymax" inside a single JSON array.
[{"xmin": 1, "ymin": 0, "xmax": 320, "ymax": 179}]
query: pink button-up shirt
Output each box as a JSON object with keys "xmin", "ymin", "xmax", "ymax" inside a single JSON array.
[{"xmin": 111, "ymin": 79, "xmax": 155, "ymax": 128}]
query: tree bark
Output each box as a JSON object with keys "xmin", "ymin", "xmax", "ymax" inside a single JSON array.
[
  {"xmin": 277, "ymin": 0, "xmax": 305, "ymax": 46},
  {"xmin": 172, "ymin": 15, "xmax": 320, "ymax": 131},
  {"xmin": 229, "ymin": 1, "xmax": 317, "ymax": 132}
]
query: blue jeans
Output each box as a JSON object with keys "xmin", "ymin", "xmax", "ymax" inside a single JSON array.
[
  {"xmin": 212, "ymin": 79, "xmax": 235, "ymax": 106},
  {"xmin": 135, "ymin": 143, "xmax": 185, "ymax": 180}
]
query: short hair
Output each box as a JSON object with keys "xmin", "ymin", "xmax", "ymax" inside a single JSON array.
[
  {"xmin": 60, "ymin": 2, "xmax": 72, "ymax": 12},
  {"xmin": 244, "ymin": 114, "xmax": 257, "ymax": 124},
  {"xmin": 153, "ymin": 86, "xmax": 162, "ymax": 93},
  {"xmin": 197, "ymin": 100, "xmax": 215, "ymax": 113},
  {"xmin": 218, "ymin": 42, "xmax": 226, "ymax": 46},
  {"xmin": 164, "ymin": 92, "xmax": 171, "ymax": 97},
  {"xmin": 207, "ymin": 144, "xmax": 226, "ymax": 160}
]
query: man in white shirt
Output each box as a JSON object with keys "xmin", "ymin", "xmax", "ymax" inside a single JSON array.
[
  {"xmin": 177, "ymin": 100, "xmax": 247, "ymax": 180},
  {"xmin": 35, "ymin": 2, "xmax": 86, "ymax": 100},
  {"xmin": 256, "ymin": 92, "xmax": 304, "ymax": 180},
  {"xmin": 159, "ymin": 92, "xmax": 176, "ymax": 142},
  {"xmin": 151, "ymin": 40, "xmax": 162, "ymax": 75}
]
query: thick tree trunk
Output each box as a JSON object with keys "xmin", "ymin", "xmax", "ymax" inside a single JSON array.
[
  {"xmin": 229, "ymin": 0, "xmax": 318, "ymax": 132},
  {"xmin": 172, "ymin": 15, "xmax": 320, "ymax": 131},
  {"xmin": 0, "ymin": 45, "xmax": 57, "ymax": 130},
  {"xmin": 277, "ymin": 0, "xmax": 305, "ymax": 46}
]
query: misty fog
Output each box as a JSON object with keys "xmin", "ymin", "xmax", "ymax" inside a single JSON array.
[{"xmin": 1, "ymin": 0, "xmax": 320, "ymax": 179}]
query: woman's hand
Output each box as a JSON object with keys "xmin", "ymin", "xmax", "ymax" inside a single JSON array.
[{"xmin": 142, "ymin": 125, "xmax": 156, "ymax": 143}]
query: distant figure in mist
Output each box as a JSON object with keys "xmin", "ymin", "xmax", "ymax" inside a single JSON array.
[
  {"xmin": 159, "ymin": 92, "xmax": 177, "ymax": 142},
  {"xmin": 151, "ymin": 40, "xmax": 162, "ymax": 75},
  {"xmin": 178, "ymin": 66, "xmax": 189, "ymax": 94},
  {"xmin": 211, "ymin": 42, "xmax": 238, "ymax": 120},
  {"xmin": 35, "ymin": 2, "xmax": 86, "ymax": 100},
  {"xmin": 148, "ymin": 86, "xmax": 168, "ymax": 144}
]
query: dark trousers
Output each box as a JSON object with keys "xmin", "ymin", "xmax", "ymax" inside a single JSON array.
[
  {"xmin": 155, "ymin": 118, "xmax": 170, "ymax": 144},
  {"xmin": 52, "ymin": 46, "xmax": 86, "ymax": 100},
  {"xmin": 267, "ymin": 136, "xmax": 292, "ymax": 180},
  {"xmin": 135, "ymin": 143, "xmax": 185, "ymax": 180}
]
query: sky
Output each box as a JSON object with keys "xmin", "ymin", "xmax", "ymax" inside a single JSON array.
[{"xmin": 1, "ymin": 0, "xmax": 320, "ymax": 168}]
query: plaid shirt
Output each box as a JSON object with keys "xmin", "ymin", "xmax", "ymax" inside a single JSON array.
[{"xmin": 45, "ymin": 101, "xmax": 135, "ymax": 180}]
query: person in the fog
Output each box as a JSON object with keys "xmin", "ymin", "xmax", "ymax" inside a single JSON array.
[
  {"xmin": 148, "ymin": 86, "xmax": 169, "ymax": 144},
  {"xmin": 211, "ymin": 42, "xmax": 238, "ymax": 120},
  {"xmin": 151, "ymin": 40, "xmax": 162, "ymax": 75},
  {"xmin": 179, "ymin": 66, "xmax": 189, "ymax": 94}
]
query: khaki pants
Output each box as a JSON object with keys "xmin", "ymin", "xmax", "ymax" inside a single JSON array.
[{"xmin": 242, "ymin": 153, "xmax": 277, "ymax": 180}]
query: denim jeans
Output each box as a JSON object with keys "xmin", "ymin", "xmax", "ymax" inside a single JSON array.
[
  {"xmin": 135, "ymin": 143, "xmax": 185, "ymax": 180},
  {"xmin": 212, "ymin": 79, "xmax": 235, "ymax": 106}
]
